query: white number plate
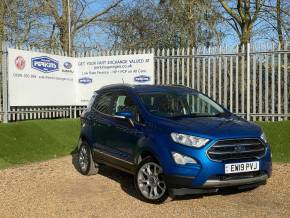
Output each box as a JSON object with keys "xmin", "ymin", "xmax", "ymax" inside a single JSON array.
[{"xmin": 225, "ymin": 161, "xmax": 259, "ymax": 174}]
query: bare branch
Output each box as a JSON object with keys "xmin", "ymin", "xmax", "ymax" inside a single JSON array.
[
  {"xmin": 75, "ymin": 0, "xmax": 123, "ymax": 32},
  {"xmin": 237, "ymin": 0, "xmax": 246, "ymax": 21},
  {"xmin": 218, "ymin": 0, "xmax": 242, "ymax": 24}
]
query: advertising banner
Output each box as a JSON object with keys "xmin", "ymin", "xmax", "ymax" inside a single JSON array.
[
  {"xmin": 8, "ymin": 49, "xmax": 76, "ymax": 106},
  {"xmin": 76, "ymin": 54, "xmax": 154, "ymax": 105},
  {"xmin": 8, "ymin": 49, "xmax": 154, "ymax": 106}
]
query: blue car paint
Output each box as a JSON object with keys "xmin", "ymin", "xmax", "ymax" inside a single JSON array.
[{"xmin": 80, "ymin": 84, "xmax": 272, "ymax": 188}]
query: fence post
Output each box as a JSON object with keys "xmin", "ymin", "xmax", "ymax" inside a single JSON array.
[
  {"xmin": 74, "ymin": 106, "xmax": 77, "ymax": 119},
  {"xmin": 284, "ymin": 41, "xmax": 288, "ymax": 120},
  {"xmin": 246, "ymin": 43, "xmax": 250, "ymax": 121},
  {"xmin": 2, "ymin": 44, "xmax": 8, "ymax": 123}
]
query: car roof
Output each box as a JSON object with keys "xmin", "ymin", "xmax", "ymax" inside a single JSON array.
[{"xmin": 98, "ymin": 84, "xmax": 198, "ymax": 94}]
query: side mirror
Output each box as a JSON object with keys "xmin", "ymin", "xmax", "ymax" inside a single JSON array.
[
  {"xmin": 114, "ymin": 111, "xmax": 133, "ymax": 119},
  {"xmin": 114, "ymin": 111, "xmax": 134, "ymax": 127}
]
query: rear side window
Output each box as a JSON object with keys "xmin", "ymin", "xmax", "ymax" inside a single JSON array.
[
  {"xmin": 86, "ymin": 92, "xmax": 97, "ymax": 111},
  {"xmin": 94, "ymin": 92, "xmax": 114, "ymax": 115}
]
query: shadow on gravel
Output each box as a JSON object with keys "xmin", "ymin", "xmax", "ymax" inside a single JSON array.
[
  {"xmin": 70, "ymin": 149, "xmax": 258, "ymax": 202},
  {"xmin": 173, "ymin": 186, "xmax": 259, "ymax": 201},
  {"xmin": 98, "ymin": 165, "xmax": 138, "ymax": 199},
  {"xmin": 70, "ymin": 150, "xmax": 139, "ymax": 199}
]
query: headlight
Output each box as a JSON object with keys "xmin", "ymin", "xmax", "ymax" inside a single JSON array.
[
  {"xmin": 172, "ymin": 152, "xmax": 197, "ymax": 165},
  {"xmin": 261, "ymin": 132, "xmax": 268, "ymax": 143},
  {"xmin": 171, "ymin": 133, "xmax": 209, "ymax": 148}
]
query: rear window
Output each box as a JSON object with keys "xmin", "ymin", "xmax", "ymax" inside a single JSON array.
[
  {"xmin": 93, "ymin": 92, "xmax": 114, "ymax": 115},
  {"xmin": 86, "ymin": 92, "xmax": 97, "ymax": 111}
]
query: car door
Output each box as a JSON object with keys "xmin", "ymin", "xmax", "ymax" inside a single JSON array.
[
  {"xmin": 91, "ymin": 91, "xmax": 117, "ymax": 156},
  {"xmin": 109, "ymin": 90, "xmax": 144, "ymax": 163}
]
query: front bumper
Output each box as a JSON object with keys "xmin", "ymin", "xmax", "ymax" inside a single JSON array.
[
  {"xmin": 165, "ymin": 172, "xmax": 268, "ymax": 188},
  {"xmin": 165, "ymin": 173, "xmax": 268, "ymax": 196},
  {"xmin": 202, "ymin": 173, "xmax": 268, "ymax": 188}
]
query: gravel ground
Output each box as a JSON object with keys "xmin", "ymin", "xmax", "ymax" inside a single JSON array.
[{"xmin": 0, "ymin": 157, "xmax": 289, "ymax": 218}]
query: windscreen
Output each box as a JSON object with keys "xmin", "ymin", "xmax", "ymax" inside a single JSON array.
[{"xmin": 138, "ymin": 91, "xmax": 225, "ymax": 118}]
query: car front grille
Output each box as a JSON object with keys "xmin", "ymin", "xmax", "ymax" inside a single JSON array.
[{"xmin": 207, "ymin": 139, "xmax": 266, "ymax": 162}]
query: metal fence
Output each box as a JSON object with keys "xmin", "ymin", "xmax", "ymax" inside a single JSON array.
[
  {"xmin": 155, "ymin": 43, "xmax": 290, "ymax": 121},
  {"xmin": 0, "ymin": 43, "xmax": 289, "ymax": 122}
]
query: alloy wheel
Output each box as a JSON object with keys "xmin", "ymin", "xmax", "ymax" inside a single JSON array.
[
  {"xmin": 137, "ymin": 162, "xmax": 167, "ymax": 200},
  {"xmin": 79, "ymin": 146, "xmax": 89, "ymax": 172}
]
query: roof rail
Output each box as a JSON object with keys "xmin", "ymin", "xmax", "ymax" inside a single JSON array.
[{"xmin": 99, "ymin": 83, "xmax": 133, "ymax": 90}]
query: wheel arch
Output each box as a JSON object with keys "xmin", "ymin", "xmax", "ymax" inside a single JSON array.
[
  {"xmin": 135, "ymin": 148, "xmax": 161, "ymax": 165},
  {"xmin": 78, "ymin": 125, "xmax": 95, "ymax": 149}
]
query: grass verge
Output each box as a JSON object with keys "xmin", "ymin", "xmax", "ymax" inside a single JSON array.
[
  {"xmin": 257, "ymin": 120, "xmax": 290, "ymax": 163},
  {"xmin": 0, "ymin": 119, "xmax": 289, "ymax": 169},
  {"xmin": 0, "ymin": 119, "xmax": 80, "ymax": 169}
]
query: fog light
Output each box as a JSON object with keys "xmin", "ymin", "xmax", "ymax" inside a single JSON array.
[{"xmin": 172, "ymin": 152, "xmax": 197, "ymax": 165}]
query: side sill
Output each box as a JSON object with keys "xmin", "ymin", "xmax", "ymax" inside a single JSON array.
[{"xmin": 92, "ymin": 148, "xmax": 136, "ymax": 174}]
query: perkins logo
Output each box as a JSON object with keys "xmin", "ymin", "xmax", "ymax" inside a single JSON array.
[
  {"xmin": 63, "ymin": 62, "xmax": 72, "ymax": 69},
  {"xmin": 134, "ymin": 75, "xmax": 150, "ymax": 83},
  {"xmin": 79, "ymin": 77, "xmax": 92, "ymax": 84},
  {"xmin": 32, "ymin": 56, "xmax": 59, "ymax": 73}
]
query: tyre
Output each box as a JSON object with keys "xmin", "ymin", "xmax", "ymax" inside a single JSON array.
[
  {"xmin": 77, "ymin": 141, "xmax": 99, "ymax": 176},
  {"xmin": 134, "ymin": 157, "xmax": 169, "ymax": 204}
]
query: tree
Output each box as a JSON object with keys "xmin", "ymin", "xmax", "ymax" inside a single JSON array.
[
  {"xmin": 160, "ymin": 0, "xmax": 222, "ymax": 47},
  {"xmin": 38, "ymin": 0, "xmax": 123, "ymax": 55},
  {"xmin": 276, "ymin": 0, "xmax": 283, "ymax": 46},
  {"xmin": 105, "ymin": 1, "xmax": 167, "ymax": 49},
  {"xmin": 218, "ymin": 0, "xmax": 264, "ymax": 47},
  {"xmin": 0, "ymin": 0, "xmax": 6, "ymax": 49},
  {"xmin": 0, "ymin": 0, "xmax": 37, "ymax": 61},
  {"xmin": 107, "ymin": 0, "xmax": 222, "ymax": 50},
  {"xmin": 261, "ymin": 0, "xmax": 290, "ymax": 46}
]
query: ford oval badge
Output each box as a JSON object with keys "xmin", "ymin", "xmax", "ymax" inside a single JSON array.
[
  {"xmin": 79, "ymin": 77, "xmax": 92, "ymax": 84},
  {"xmin": 134, "ymin": 75, "xmax": 150, "ymax": 83}
]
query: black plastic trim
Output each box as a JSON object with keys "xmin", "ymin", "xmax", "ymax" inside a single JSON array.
[
  {"xmin": 92, "ymin": 148, "xmax": 136, "ymax": 174},
  {"xmin": 164, "ymin": 174, "xmax": 195, "ymax": 189}
]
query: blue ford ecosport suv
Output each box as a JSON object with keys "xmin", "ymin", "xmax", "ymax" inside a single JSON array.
[{"xmin": 76, "ymin": 84, "xmax": 272, "ymax": 203}]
